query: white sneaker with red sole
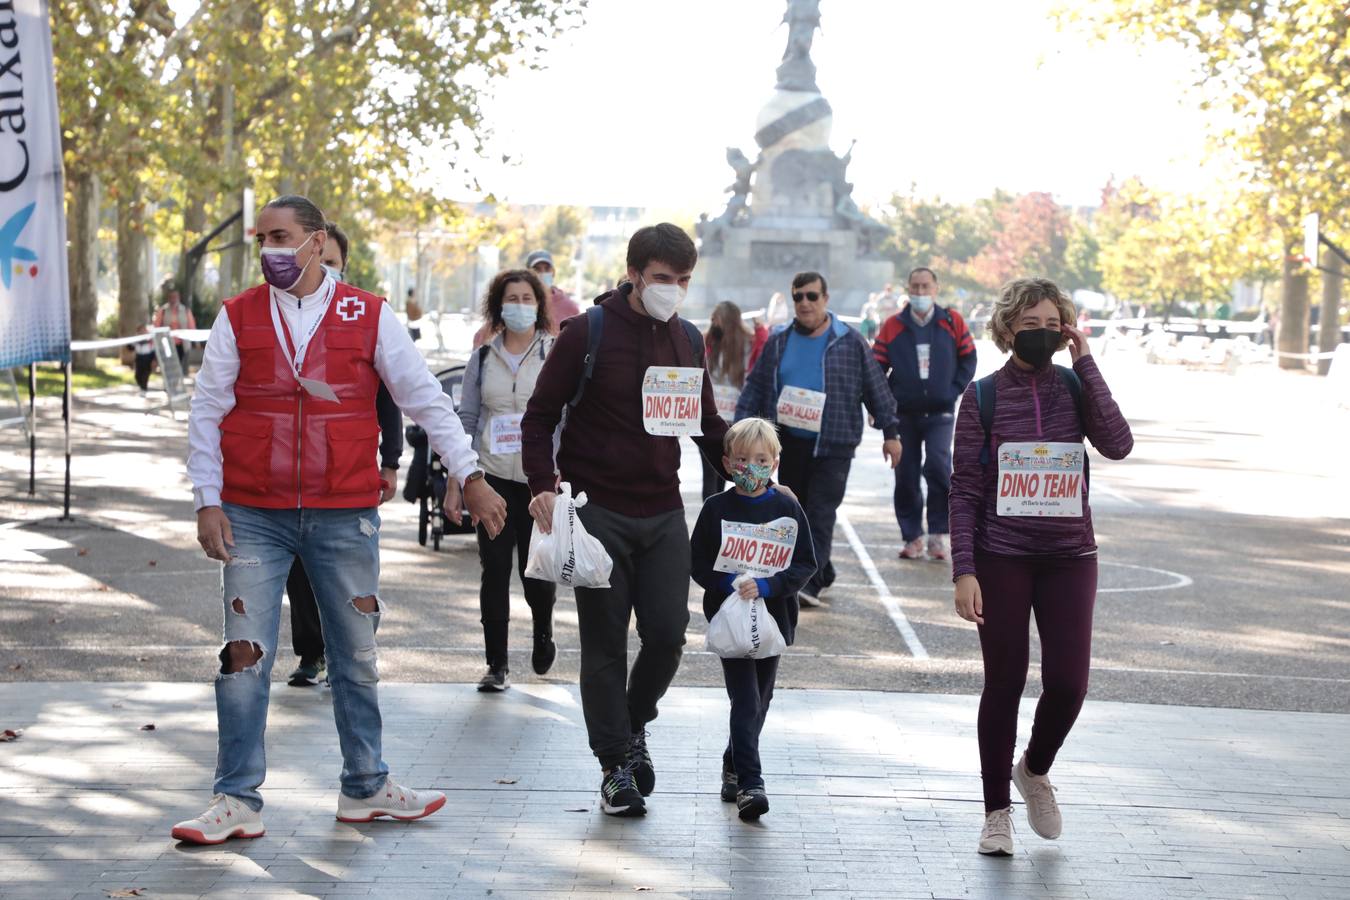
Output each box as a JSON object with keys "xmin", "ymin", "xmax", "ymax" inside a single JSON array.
[
  {"xmin": 336, "ymin": 778, "xmax": 446, "ymax": 823},
  {"xmin": 171, "ymin": 794, "xmax": 265, "ymax": 845}
]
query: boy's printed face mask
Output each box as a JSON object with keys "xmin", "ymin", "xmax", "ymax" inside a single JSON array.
[{"xmin": 730, "ymin": 461, "xmax": 773, "ymax": 493}]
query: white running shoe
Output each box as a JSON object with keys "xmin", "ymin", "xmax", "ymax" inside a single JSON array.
[
  {"xmin": 899, "ymin": 537, "xmax": 927, "ymax": 560},
  {"xmin": 171, "ymin": 794, "xmax": 265, "ymax": 845},
  {"xmin": 927, "ymin": 534, "xmax": 951, "ymax": 561},
  {"xmin": 1012, "ymin": 753, "xmax": 1062, "ymax": 839},
  {"xmin": 977, "ymin": 806, "xmax": 1014, "ymax": 856},
  {"xmin": 336, "ymin": 777, "xmax": 446, "ymax": 823}
]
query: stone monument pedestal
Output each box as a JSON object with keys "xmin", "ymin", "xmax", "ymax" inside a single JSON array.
[
  {"xmin": 691, "ymin": 1, "xmax": 894, "ymax": 318},
  {"xmin": 690, "ymin": 223, "xmax": 893, "ymax": 315}
]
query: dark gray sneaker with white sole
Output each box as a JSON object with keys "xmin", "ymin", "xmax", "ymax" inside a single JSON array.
[
  {"xmin": 628, "ymin": 729, "xmax": 654, "ymax": 796},
  {"xmin": 736, "ymin": 788, "xmax": 769, "ymax": 821},
  {"xmin": 720, "ymin": 769, "xmax": 738, "ymax": 803},
  {"xmin": 476, "ymin": 667, "xmax": 509, "ymax": 692},
  {"xmin": 600, "ymin": 763, "xmax": 646, "ymax": 817}
]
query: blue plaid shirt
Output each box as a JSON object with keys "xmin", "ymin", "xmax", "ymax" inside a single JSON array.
[{"xmin": 735, "ymin": 315, "xmax": 899, "ymax": 458}]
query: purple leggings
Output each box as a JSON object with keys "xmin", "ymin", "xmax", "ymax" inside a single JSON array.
[{"xmin": 975, "ymin": 552, "xmax": 1097, "ymax": 813}]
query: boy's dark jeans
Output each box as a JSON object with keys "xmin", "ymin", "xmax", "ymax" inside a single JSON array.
[{"xmin": 720, "ymin": 654, "xmax": 781, "ymax": 790}]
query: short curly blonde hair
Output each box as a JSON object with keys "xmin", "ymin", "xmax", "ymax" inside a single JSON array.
[{"xmin": 989, "ymin": 277, "xmax": 1075, "ymax": 353}]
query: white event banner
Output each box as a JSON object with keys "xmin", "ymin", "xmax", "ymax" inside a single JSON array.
[{"xmin": 0, "ymin": 0, "xmax": 69, "ymax": 367}]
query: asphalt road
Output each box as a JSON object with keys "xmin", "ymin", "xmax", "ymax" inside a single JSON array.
[{"xmin": 2, "ymin": 342, "xmax": 1348, "ymax": 713}]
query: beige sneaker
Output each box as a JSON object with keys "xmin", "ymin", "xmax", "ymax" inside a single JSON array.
[
  {"xmin": 898, "ymin": 537, "xmax": 926, "ymax": 560},
  {"xmin": 1012, "ymin": 753, "xmax": 1062, "ymax": 839},
  {"xmin": 978, "ymin": 806, "xmax": 1014, "ymax": 855}
]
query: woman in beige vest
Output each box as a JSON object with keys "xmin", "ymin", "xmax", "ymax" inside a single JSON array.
[{"xmin": 455, "ymin": 270, "xmax": 557, "ymax": 691}]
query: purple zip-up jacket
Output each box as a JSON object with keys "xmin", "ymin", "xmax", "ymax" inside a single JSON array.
[{"xmin": 949, "ymin": 354, "xmax": 1133, "ymax": 580}]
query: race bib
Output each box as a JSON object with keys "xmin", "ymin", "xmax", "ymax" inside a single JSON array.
[
  {"xmin": 917, "ymin": 343, "xmax": 931, "ymax": 380},
  {"xmin": 488, "ymin": 413, "xmax": 523, "ymax": 456},
  {"xmin": 642, "ymin": 366, "xmax": 704, "ymax": 436},
  {"xmin": 714, "ymin": 517, "xmax": 799, "ymax": 578},
  {"xmin": 996, "ymin": 442, "xmax": 1085, "ymax": 517},
  {"xmin": 713, "ymin": 384, "xmax": 741, "ymax": 422},
  {"xmin": 776, "ymin": 386, "xmax": 826, "ymax": 433}
]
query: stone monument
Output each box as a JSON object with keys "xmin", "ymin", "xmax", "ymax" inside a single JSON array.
[{"xmin": 691, "ymin": 0, "xmax": 893, "ymax": 314}]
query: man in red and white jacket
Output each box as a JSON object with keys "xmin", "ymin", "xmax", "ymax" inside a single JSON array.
[{"xmin": 174, "ymin": 194, "xmax": 506, "ymax": 846}]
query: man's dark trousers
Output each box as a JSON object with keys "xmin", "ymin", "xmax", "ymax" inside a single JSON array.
[
  {"xmin": 573, "ymin": 503, "xmax": 691, "ymax": 770},
  {"xmin": 893, "ymin": 412, "xmax": 955, "ymax": 542},
  {"xmin": 777, "ymin": 431, "xmax": 850, "ymax": 595}
]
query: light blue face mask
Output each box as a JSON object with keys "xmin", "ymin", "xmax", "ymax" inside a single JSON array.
[
  {"xmin": 501, "ymin": 302, "xmax": 537, "ymax": 333},
  {"xmin": 538, "ymin": 272, "xmax": 554, "ymax": 289},
  {"xmin": 908, "ymin": 294, "xmax": 935, "ymax": 314}
]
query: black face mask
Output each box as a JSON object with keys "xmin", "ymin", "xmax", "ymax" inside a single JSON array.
[{"xmin": 1013, "ymin": 328, "xmax": 1062, "ymax": 369}]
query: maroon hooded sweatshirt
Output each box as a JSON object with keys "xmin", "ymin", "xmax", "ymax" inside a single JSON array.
[{"xmin": 521, "ymin": 285, "xmax": 728, "ymax": 518}]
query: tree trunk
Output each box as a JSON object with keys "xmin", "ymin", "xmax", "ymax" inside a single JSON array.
[
  {"xmin": 1278, "ymin": 254, "xmax": 1310, "ymax": 371},
  {"xmin": 67, "ymin": 170, "xmax": 102, "ymax": 371},
  {"xmin": 179, "ymin": 198, "xmax": 208, "ymax": 320},
  {"xmin": 116, "ymin": 183, "xmax": 151, "ymax": 355},
  {"xmin": 1317, "ymin": 247, "xmax": 1343, "ymax": 376}
]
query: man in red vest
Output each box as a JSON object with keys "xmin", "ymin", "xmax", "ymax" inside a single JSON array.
[{"xmin": 174, "ymin": 194, "xmax": 506, "ymax": 845}]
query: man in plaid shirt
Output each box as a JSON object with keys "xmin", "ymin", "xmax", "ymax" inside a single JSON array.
[{"xmin": 736, "ymin": 271, "xmax": 902, "ymax": 606}]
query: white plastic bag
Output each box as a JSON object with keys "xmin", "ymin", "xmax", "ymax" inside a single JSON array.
[
  {"xmin": 524, "ymin": 482, "xmax": 613, "ymax": 589},
  {"xmin": 704, "ymin": 575, "xmax": 787, "ymax": 659}
]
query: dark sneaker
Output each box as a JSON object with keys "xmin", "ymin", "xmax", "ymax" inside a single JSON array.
[
  {"xmin": 476, "ymin": 667, "xmax": 510, "ymax": 692},
  {"xmin": 600, "ymin": 763, "xmax": 646, "ymax": 817},
  {"xmin": 628, "ymin": 729, "xmax": 655, "ymax": 796},
  {"xmin": 798, "ymin": 587, "xmax": 823, "ymax": 608},
  {"xmin": 720, "ymin": 769, "xmax": 738, "ymax": 803},
  {"xmin": 287, "ymin": 656, "xmax": 325, "ymax": 687},
  {"xmin": 736, "ymin": 788, "xmax": 769, "ymax": 821},
  {"xmin": 531, "ymin": 632, "xmax": 557, "ymax": 675}
]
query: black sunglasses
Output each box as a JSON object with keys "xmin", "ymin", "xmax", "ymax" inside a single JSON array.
[{"xmin": 792, "ymin": 291, "xmax": 822, "ymax": 303}]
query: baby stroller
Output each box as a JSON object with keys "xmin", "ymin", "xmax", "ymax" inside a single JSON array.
[{"xmin": 403, "ymin": 364, "xmax": 475, "ymax": 550}]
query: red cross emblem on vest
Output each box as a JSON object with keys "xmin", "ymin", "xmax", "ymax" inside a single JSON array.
[{"xmin": 336, "ymin": 296, "xmax": 366, "ymax": 322}]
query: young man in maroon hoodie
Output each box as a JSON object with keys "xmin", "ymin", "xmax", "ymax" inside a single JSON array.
[{"xmin": 521, "ymin": 223, "xmax": 729, "ymax": 817}]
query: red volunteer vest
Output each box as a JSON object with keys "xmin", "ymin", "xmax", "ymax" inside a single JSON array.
[{"xmin": 219, "ymin": 282, "xmax": 383, "ymax": 509}]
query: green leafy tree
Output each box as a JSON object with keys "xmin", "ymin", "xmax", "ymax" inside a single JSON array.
[{"xmin": 1063, "ymin": 0, "xmax": 1348, "ymax": 367}]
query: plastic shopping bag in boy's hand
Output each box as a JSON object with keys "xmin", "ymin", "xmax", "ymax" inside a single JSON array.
[
  {"xmin": 524, "ymin": 482, "xmax": 613, "ymax": 589},
  {"xmin": 704, "ymin": 575, "xmax": 787, "ymax": 659}
]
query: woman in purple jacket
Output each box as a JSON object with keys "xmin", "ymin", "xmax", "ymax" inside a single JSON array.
[{"xmin": 949, "ymin": 278, "xmax": 1133, "ymax": 857}]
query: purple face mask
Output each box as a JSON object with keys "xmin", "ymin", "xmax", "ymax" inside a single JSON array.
[{"xmin": 260, "ymin": 232, "xmax": 316, "ymax": 292}]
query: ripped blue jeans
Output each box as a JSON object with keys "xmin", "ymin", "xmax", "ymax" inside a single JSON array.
[{"xmin": 215, "ymin": 502, "xmax": 386, "ymax": 811}]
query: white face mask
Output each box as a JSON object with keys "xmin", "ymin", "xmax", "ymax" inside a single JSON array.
[
  {"xmin": 908, "ymin": 294, "xmax": 935, "ymax": 314},
  {"xmin": 638, "ymin": 277, "xmax": 686, "ymax": 322}
]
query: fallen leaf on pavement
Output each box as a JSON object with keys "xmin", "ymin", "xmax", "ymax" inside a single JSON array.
[
  {"xmin": 49, "ymin": 617, "xmax": 64, "ymax": 625},
  {"xmin": 136, "ymin": 656, "xmax": 150, "ymax": 662},
  {"xmin": 139, "ymin": 724, "xmax": 156, "ymax": 731},
  {"xmin": 76, "ymin": 547, "xmax": 88, "ymax": 556},
  {"xmin": 147, "ymin": 560, "xmax": 157, "ymax": 567},
  {"xmin": 493, "ymin": 778, "xmax": 518, "ymax": 784},
  {"xmin": 635, "ymin": 887, "xmax": 653, "ymax": 892},
  {"xmin": 95, "ymin": 585, "xmax": 111, "ymax": 592},
  {"xmin": 107, "ymin": 890, "xmax": 145, "ymax": 898},
  {"xmin": 0, "ymin": 729, "xmax": 21, "ymax": 742},
  {"xmin": 8, "ymin": 664, "xmax": 21, "ymax": 671}
]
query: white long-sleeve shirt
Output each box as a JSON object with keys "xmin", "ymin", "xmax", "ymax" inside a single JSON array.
[{"xmin": 187, "ymin": 276, "xmax": 478, "ymax": 510}]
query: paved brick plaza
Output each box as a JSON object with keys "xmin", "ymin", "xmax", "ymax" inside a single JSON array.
[{"xmin": 2, "ymin": 682, "xmax": 1347, "ymax": 898}]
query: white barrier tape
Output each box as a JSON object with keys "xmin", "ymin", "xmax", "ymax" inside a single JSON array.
[
  {"xmin": 69, "ymin": 334, "xmax": 152, "ymax": 352},
  {"xmin": 1273, "ymin": 350, "xmax": 1340, "ymax": 361},
  {"xmin": 68, "ymin": 327, "xmax": 210, "ymax": 353}
]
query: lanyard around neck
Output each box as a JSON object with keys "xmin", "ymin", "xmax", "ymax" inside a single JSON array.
[{"xmin": 269, "ymin": 279, "xmax": 335, "ymax": 376}]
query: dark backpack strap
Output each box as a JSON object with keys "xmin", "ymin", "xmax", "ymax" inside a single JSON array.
[
  {"xmin": 568, "ymin": 305, "xmax": 605, "ymax": 409},
  {"xmin": 477, "ymin": 344, "xmax": 490, "ymax": 368},
  {"xmin": 1054, "ymin": 365, "xmax": 1084, "ymax": 430},
  {"xmin": 679, "ymin": 317, "xmax": 705, "ymax": 368},
  {"xmin": 975, "ymin": 372, "xmax": 998, "ymax": 466}
]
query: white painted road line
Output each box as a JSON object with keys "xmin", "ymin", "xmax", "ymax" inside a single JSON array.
[{"xmin": 837, "ymin": 509, "xmax": 929, "ymax": 660}]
